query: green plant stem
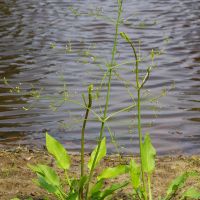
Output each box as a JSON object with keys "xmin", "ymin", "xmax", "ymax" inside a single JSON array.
[
  {"xmin": 148, "ymin": 175, "xmax": 152, "ymax": 200},
  {"xmin": 137, "ymin": 89, "xmax": 146, "ymax": 199},
  {"xmin": 125, "ymin": 35, "xmax": 147, "ymax": 199},
  {"xmin": 81, "ymin": 88, "xmax": 92, "ymax": 177},
  {"xmin": 80, "ymin": 87, "xmax": 92, "ymax": 199},
  {"xmin": 85, "ymin": 121, "xmax": 106, "ymax": 199},
  {"xmin": 105, "ymin": 103, "xmax": 136, "ymax": 121},
  {"xmin": 85, "ymin": 1, "xmax": 123, "ymax": 199},
  {"xmin": 128, "ymin": 38, "xmax": 147, "ymax": 199},
  {"xmin": 106, "ymin": 125, "xmax": 121, "ymax": 157}
]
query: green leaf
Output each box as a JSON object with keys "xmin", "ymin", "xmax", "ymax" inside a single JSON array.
[
  {"xmin": 89, "ymin": 179, "xmax": 104, "ymax": 199},
  {"xmin": 70, "ymin": 179, "xmax": 80, "ymax": 192},
  {"xmin": 29, "ymin": 164, "xmax": 60, "ymax": 187},
  {"xmin": 37, "ymin": 174, "xmax": 59, "ymax": 193},
  {"xmin": 97, "ymin": 165, "xmax": 129, "ymax": 180},
  {"xmin": 164, "ymin": 171, "xmax": 198, "ymax": 200},
  {"xmin": 181, "ymin": 187, "xmax": 200, "ymax": 199},
  {"xmin": 46, "ymin": 132, "xmax": 71, "ymax": 170},
  {"xmin": 88, "ymin": 137, "xmax": 106, "ymax": 170},
  {"xmin": 90, "ymin": 192, "xmax": 101, "ymax": 200},
  {"xmin": 70, "ymin": 176, "xmax": 87, "ymax": 192},
  {"xmin": 141, "ymin": 134, "xmax": 156, "ymax": 174},
  {"xmin": 66, "ymin": 192, "xmax": 79, "ymax": 200},
  {"xmin": 100, "ymin": 182, "xmax": 129, "ymax": 200},
  {"xmin": 129, "ymin": 159, "xmax": 141, "ymax": 189},
  {"xmin": 79, "ymin": 175, "xmax": 88, "ymax": 190},
  {"xmin": 29, "ymin": 165, "xmax": 65, "ymax": 198}
]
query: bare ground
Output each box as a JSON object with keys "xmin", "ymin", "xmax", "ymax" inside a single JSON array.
[{"xmin": 0, "ymin": 147, "xmax": 200, "ymax": 200}]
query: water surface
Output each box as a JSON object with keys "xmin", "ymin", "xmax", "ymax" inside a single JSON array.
[{"xmin": 0, "ymin": 0, "xmax": 199, "ymax": 154}]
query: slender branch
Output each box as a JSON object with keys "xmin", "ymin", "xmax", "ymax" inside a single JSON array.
[
  {"xmin": 120, "ymin": 32, "xmax": 147, "ymax": 199},
  {"xmin": 104, "ymin": 103, "xmax": 136, "ymax": 121},
  {"xmin": 137, "ymin": 89, "xmax": 147, "ymax": 199},
  {"xmin": 66, "ymin": 99, "xmax": 103, "ymax": 122},
  {"xmin": 128, "ymin": 37, "xmax": 147, "ymax": 198},
  {"xmin": 85, "ymin": 1, "xmax": 123, "ymax": 199},
  {"xmin": 81, "ymin": 86, "xmax": 93, "ymax": 177},
  {"xmin": 106, "ymin": 125, "xmax": 121, "ymax": 155},
  {"xmin": 80, "ymin": 85, "xmax": 93, "ymax": 199}
]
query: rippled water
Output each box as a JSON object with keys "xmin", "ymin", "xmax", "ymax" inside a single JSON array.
[{"xmin": 0, "ymin": 0, "xmax": 199, "ymax": 154}]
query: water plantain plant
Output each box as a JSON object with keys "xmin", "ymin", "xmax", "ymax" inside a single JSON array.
[
  {"xmin": 120, "ymin": 32, "xmax": 200, "ymax": 200},
  {"xmin": 11, "ymin": 0, "xmax": 200, "ymax": 199},
  {"xmin": 28, "ymin": 1, "xmax": 129, "ymax": 199},
  {"xmin": 28, "ymin": 132, "xmax": 129, "ymax": 200}
]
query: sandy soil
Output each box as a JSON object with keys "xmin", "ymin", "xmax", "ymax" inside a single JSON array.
[{"xmin": 0, "ymin": 147, "xmax": 200, "ymax": 200}]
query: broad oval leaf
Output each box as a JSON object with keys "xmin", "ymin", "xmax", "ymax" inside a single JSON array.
[
  {"xmin": 97, "ymin": 165, "xmax": 129, "ymax": 180},
  {"xmin": 29, "ymin": 164, "xmax": 60, "ymax": 187},
  {"xmin": 37, "ymin": 174, "xmax": 59, "ymax": 193},
  {"xmin": 141, "ymin": 134, "xmax": 156, "ymax": 174},
  {"xmin": 129, "ymin": 159, "xmax": 141, "ymax": 189},
  {"xmin": 46, "ymin": 132, "xmax": 71, "ymax": 170},
  {"xmin": 29, "ymin": 164, "xmax": 65, "ymax": 197},
  {"xmin": 88, "ymin": 137, "xmax": 106, "ymax": 170}
]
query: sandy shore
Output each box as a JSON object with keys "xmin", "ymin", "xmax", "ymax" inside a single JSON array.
[{"xmin": 0, "ymin": 147, "xmax": 200, "ymax": 200}]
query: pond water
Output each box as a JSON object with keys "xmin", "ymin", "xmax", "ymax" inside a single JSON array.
[{"xmin": 0, "ymin": 0, "xmax": 199, "ymax": 155}]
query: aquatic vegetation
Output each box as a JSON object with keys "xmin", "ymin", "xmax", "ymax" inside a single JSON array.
[
  {"xmin": 28, "ymin": 132, "xmax": 128, "ymax": 200},
  {"xmin": 8, "ymin": 0, "xmax": 200, "ymax": 199},
  {"xmin": 29, "ymin": 1, "xmax": 129, "ymax": 199},
  {"xmin": 120, "ymin": 32, "xmax": 200, "ymax": 200}
]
